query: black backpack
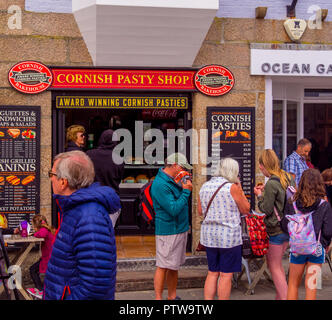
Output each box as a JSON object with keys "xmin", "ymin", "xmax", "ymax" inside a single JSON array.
[{"xmin": 139, "ymin": 181, "xmax": 155, "ymax": 224}]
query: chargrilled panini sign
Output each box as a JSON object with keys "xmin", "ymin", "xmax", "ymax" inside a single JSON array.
[
  {"xmin": 51, "ymin": 68, "xmax": 197, "ymax": 91},
  {"xmin": 0, "ymin": 106, "xmax": 40, "ymax": 229}
]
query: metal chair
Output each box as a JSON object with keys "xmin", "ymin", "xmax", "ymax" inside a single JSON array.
[{"xmin": 0, "ymin": 230, "xmax": 20, "ymax": 300}]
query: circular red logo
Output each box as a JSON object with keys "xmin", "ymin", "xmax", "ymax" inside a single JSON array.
[
  {"xmin": 194, "ymin": 65, "xmax": 234, "ymax": 96},
  {"xmin": 8, "ymin": 61, "xmax": 53, "ymax": 94}
]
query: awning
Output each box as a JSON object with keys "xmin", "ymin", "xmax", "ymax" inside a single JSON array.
[{"xmin": 72, "ymin": 0, "xmax": 218, "ymax": 67}]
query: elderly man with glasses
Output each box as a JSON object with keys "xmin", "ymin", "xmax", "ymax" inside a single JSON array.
[{"xmin": 44, "ymin": 150, "xmax": 120, "ymax": 300}]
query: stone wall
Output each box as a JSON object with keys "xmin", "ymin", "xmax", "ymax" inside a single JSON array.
[{"xmin": 0, "ymin": 0, "xmax": 92, "ymax": 237}]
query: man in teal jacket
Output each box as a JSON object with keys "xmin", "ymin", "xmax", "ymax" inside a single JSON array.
[{"xmin": 151, "ymin": 153, "xmax": 192, "ymax": 300}]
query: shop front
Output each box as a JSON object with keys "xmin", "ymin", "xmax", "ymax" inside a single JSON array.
[
  {"xmin": 50, "ymin": 67, "xmax": 196, "ymax": 249},
  {"xmin": 251, "ymin": 44, "xmax": 332, "ymax": 169}
]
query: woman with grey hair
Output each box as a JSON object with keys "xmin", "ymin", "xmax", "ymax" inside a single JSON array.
[{"xmin": 198, "ymin": 157, "xmax": 250, "ymax": 300}]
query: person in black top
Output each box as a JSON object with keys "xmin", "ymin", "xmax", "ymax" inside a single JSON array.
[
  {"xmin": 321, "ymin": 168, "xmax": 332, "ymax": 204},
  {"xmin": 281, "ymin": 168, "xmax": 332, "ymax": 300},
  {"xmin": 86, "ymin": 129, "xmax": 124, "ymax": 226},
  {"xmin": 65, "ymin": 125, "xmax": 86, "ymax": 152}
]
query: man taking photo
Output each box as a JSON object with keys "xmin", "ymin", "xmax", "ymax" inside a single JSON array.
[{"xmin": 151, "ymin": 153, "xmax": 192, "ymax": 300}]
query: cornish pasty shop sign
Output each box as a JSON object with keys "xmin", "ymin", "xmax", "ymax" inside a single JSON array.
[{"xmin": 251, "ymin": 49, "xmax": 332, "ymax": 77}]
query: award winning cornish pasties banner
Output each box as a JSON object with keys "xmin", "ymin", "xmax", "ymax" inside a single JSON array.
[{"xmin": 0, "ymin": 106, "xmax": 40, "ymax": 229}]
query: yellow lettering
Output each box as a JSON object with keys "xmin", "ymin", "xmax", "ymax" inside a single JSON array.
[
  {"xmin": 146, "ymin": 75, "xmax": 154, "ymax": 84},
  {"xmin": 57, "ymin": 74, "xmax": 66, "ymax": 83},
  {"xmin": 132, "ymin": 75, "xmax": 138, "ymax": 84},
  {"xmin": 118, "ymin": 75, "xmax": 124, "ymax": 83},
  {"xmin": 104, "ymin": 75, "xmax": 112, "ymax": 83},
  {"xmin": 157, "ymin": 75, "xmax": 164, "ymax": 85},
  {"xmin": 66, "ymin": 74, "xmax": 75, "ymax": 83},
  {"xmin": 123, "ymin": 76, "xmax": 131, "ymax": 84}
]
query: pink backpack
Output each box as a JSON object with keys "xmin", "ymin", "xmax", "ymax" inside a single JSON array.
[{"xmin": 286, "ymin": 200, "xmax": 324, "ymax": 255}]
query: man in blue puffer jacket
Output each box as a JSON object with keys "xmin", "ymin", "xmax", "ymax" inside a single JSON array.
[{"xmin": 44, "ymin": 150, "xmax": 120, "ymax": 300}]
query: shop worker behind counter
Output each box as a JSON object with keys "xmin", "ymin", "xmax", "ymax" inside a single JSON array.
[
  {"xmin": 86, "ymin": 129, "xmax": 124, "ymax": 226},
  {"xmin": 65, "ymin": 125, "xmax": 86, "ymax": 152},
  {"xmin": 151, "ymin": 152, "xmax": 193, "ymax": 300},
  {"xmin": 44, "ymin": 150, "xmax": 120, "ymax": 300}
]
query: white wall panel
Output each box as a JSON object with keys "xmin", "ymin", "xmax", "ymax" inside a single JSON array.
[
  {"xmin": 218, "ymin": 0, "xmax": 332, "ymax": 21},
  {"xmin": 26, "ymin": 0, "xmax": 332, "ymax": 23}
]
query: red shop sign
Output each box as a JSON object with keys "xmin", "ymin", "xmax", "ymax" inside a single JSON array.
[
  {"xmin": 194, "ymin": 65, "xmax": 234, "ymax": 96},
  {"xmin": 51, "ymin": 68, "xmax": 196, "ymax": 91},
  {"xmin": 8, "ymin": 61, "xmax": 53, "ymax": 94}
]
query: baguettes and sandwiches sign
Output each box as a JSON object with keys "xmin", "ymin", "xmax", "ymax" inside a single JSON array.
[{"xmin": 0, "ymin": 106, "xmax": 40, "ymax": 229}]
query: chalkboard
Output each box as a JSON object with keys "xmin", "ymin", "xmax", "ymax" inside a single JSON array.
[
  {"xmin": 207, "ymin": 107, "xmax": 255, "ymax": 208},
  {"xmin": 0, "ymin": 106, "xmax": 40, "ymax": 229}
]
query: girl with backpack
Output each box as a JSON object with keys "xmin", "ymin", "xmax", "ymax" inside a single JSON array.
[
  {"xmin": 254, "ymin": 149, "xmax": 296, "ymax": 300},
  {"xmin": 281, "ymin": 168, "xmax": 332, "ymax": 300}
]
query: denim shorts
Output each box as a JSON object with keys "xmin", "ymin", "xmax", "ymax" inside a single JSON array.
[
  {"xmin": 269, "ymin": 232, "xmax": 289, "ymax": 245},
  {"xmin": 205, "ymin": 245, "xmax": 242, "ymax": 273},
  {"xmin": 290, "ymin": 249, "xmax": 325, "ymax": 264}
]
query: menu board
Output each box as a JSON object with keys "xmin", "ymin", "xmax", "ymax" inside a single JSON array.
[
  {"xmin": 207, "ymin": 107, "xmax": 255, "ymax": 208},
  {"xmin": 0, "ymin": 106, "xmax": 40, "ymax": 229}
]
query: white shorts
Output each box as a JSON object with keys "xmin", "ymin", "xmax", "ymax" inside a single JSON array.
[{"xmin": 155, "ymin": 231, "xmax": 188, "ymax": 270}]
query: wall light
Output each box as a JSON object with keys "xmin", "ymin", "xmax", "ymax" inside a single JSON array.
[
  {"xmin": 255, "ymin": 7, "xmax": 267, "ymax": 19},
  {"xmin": 321, "ymin": 9, "xmax": 328, "ymax": 21}
]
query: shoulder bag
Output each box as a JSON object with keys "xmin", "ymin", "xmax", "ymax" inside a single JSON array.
[{"xmin": 196, "ymin": 181, "xmax": 230, "ymax": 252}]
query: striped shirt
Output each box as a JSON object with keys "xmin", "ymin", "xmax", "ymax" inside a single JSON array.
[
  {"xmin": 199, "ymin": 177, "xmax": 242, "ymax": 248},
  {"xmin": 283, "ymin": 151, "xmax": 308, "ymax": 186}
]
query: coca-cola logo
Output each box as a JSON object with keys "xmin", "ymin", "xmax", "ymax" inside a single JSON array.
[{"xmin": 142, "ymin": 109, "xmax": 178, "ymax": 119}]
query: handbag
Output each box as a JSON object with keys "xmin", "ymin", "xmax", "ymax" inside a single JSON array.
[
  {"xmin": 241, "ymin": 215, "xmax": 253, "ymax": 259},
  {"xmin": 196, "ymin": 181, "xmax": 230, "ymax": 252}
]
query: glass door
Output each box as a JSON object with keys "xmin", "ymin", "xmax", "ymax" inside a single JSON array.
[{"xmin": 272, "ymin": 100, "xmax": 298, "ymax": 162}]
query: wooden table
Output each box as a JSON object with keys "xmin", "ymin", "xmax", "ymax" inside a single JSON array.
[
  {"xmin": 234, "ymin": 256, "xmax": 273, "ymax": 295},
  {"xmin": 0, "ymin": 235, "xmax": 44, "ymax": 300}
]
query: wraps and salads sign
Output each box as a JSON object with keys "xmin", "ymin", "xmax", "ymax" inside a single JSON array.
[
  {"xmin": 195, "ymin": 65, "xmax": 234, "ymax": 96},
  {"xmin": 207, "ymin": 107, "xmax": 255, "ymax": 208},
  {"xmin": 8, "ymin": 61, "xmax": 53, "ymax": 94},
  {"xmin": 0, "ymin": 106, "xmax": 40, "ymax": 229}
]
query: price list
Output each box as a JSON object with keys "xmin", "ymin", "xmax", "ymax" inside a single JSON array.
[
  {"xmin": 0, "ymin": 106, "xmax": 40, "ymax": 228},
  {"xmin": 207, "ymin": 107, "xmax": 255, "ymax": 209}
]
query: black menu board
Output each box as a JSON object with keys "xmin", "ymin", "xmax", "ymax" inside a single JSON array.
[
  {"xmin": 0, "ymin": 106, "xmax": 40, "ymax": 229},
  {"xmin": 207, "ymin": 107, "xmax": 255, "ymax": 208}
]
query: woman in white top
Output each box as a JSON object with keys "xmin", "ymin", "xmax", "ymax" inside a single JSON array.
[{"xmin": 198, "ymin": 158, "xmax": 250, "ymax": 300}]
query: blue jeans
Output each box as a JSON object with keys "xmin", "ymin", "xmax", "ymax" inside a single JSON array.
[{"xmin": 269, "ymin": 232, "xmax": 289, "ymax": 245}]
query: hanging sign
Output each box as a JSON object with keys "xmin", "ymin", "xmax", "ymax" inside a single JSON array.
[
  {"xmin": 195, "ymin": 65, "xmax": 234, "ymax": 96},
  {"xmin": 284, "ymin": 18, "xmax": 307, "ymax": 42},
  {"xmin": 8, "ymin": 61, "xmax": 53, "ymax": 94}
]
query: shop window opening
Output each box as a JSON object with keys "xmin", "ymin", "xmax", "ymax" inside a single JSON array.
[{"xmin": 272, "ymin": 100, "xmax": 298, "ymax": 163}]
